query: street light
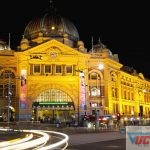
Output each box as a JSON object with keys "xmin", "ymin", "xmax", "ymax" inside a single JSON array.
[
  {"xmin": 138, "ymin": 89, "xmax": 146, "ymax": 125},
  {"xmin": 74, "ymin": 69, "xmax": 80, "ymax": 126},
  {"xmin": 15, "ymin": 76, "xmax": 23, "ymax": 121},
  {"xmin": 7, "ymin": 76, "xmax": 12, "ymax": 130},
  {"xmin": 75, "ymin": 69, "xmax": 85, "ymax": 126},
  {"xmin": 6, "ymin": 74, "xmax": 22, "ymax": 128}
]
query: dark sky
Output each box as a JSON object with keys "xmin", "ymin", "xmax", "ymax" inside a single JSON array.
[{"xmin": 0, "ymin": 0, "xmax": 149, "ymax": 78}]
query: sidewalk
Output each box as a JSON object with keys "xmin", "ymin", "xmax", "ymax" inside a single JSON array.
[{"xmin": 68, "ymin": 131, "xmax": 126, "ymax": 146}]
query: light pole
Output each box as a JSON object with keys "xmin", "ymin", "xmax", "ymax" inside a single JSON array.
[
  {"xmin": 7, "ymin": 75, "xmax": 12, "ymax": 130},
  {"xmin": 15, "ymin": 76, "xmax": 23, "ymax": 121},
  {"xmin": 7, "ymin": 75, "xmax": 22, "ymax": 126}
]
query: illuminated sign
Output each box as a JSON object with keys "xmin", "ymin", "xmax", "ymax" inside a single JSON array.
[
  {"xmin": 20, "ymin": 69, "xmax": 27, "ymax": 109},
  {"xmin": 32, "ymin": 102, "xmax": 74, "ymax": 107},
  {"xmin": 39, "ymin": 102, "xmax": 68, "ymax": 105}
]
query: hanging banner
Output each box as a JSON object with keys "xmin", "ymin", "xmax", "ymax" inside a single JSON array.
[
  {"xmin": 79, "ymin": 72, "xmax": 86, "ymax": 109},
  {"xmin": 20, "ymin": 69, "xmax": 27, "ymax": 109}
]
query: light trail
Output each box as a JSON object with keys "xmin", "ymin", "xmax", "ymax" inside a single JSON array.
[
  {"xmin": 37, "ymin": 131, "xmax": 69, "ymax": 150},
  {"xmin": 0, "ymin": 132, "xmax": 33, "ymax": 148},
  {"xmin": 0, "ymin": 129, "xmax": 50, "ymax": 150},
  {"xmin": 0, "ymin": 129, "xmax": 69, "ymax": 150}
]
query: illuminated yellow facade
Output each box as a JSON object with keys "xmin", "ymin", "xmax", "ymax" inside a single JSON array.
[{"xmin": 0, "ymin": 6, "xmax": 150, "ymax": 123}]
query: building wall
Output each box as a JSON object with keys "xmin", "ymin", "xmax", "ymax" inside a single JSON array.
[{"xmin": 0, "ymin": 40, "xmax": 150, "ymax": 122}]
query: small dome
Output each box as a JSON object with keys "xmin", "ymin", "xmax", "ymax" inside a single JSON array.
[
  {"xmin": 92, "ymin": 39, "xmax": 106, "ymax": 52},
  {"xmin": 24, "ymin": 13, "xmax": 79, "ymax": 42},
  {"xmin": 20, "ymin": 36, "xmax": 29, "ymax": 44}
]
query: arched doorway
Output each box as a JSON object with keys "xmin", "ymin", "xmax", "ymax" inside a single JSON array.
[{"xmin": 32, "ymin": 89, "xmax": 75, "ymax": 124}]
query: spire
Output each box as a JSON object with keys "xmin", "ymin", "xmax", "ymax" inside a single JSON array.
[
  {"xmin": 97, "ymin": 36, "xmax": 106, "ymax": 49},
  {"xmin": 98, "ymin": 37, "xmax": 101, "ymax": 44},
  {"xmin": 91, "ymin": 36, "xmax": 93, "ymax": 53},
  {"xmin": 49, "ymin": 0, "xmax": 54, "ymax": 9},
  {"xmin": 8, "ymin": 32, "xmax": 11, "ymax": 50},
  {"xmin": 49, "ymin": 0, "xmax": 56, "ymax": 14}
]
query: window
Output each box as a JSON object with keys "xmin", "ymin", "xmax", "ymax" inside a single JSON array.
[
  {"xmin": 0, "ymin": 85, "xmax": 3, "ymax": 96},
  {"xmin": 90, "ymin": 86, "xmax": 100, "ymax": 96},
  {"xmin": 36, "ymin": 89, "xmax": 72, "ymax": 102},
  {"xmin": 56, "ymin": 65, "xmax": 62, "ymax": 73},
  {"xmin": 89, "ymin": 72, "xmax": 100, "ymax": 80},
  {"xmin": 45, "ymin": 65, "xmax": 51, "ymax": 73},
  {"xmin": 0, "ymin": 70, "xmax": 15, "ymax": 78},
  {"xmin": 11, "ymin": 85, "xmax": 16, "ymax": 96},
  {"xmin": 66, "ymin": 65, "xmax": 72, "ymax": 73},
  {"xmin": 131, "ymin": 93, "xmax": 134, "ymax": 100},
  {"xmin": 89, "ymin": 72, "xmax": 101, "ymax": 80},
  {"xmin": 112, "ymin": 87, "xmax": 115, "ymax": 97},
  {"xmin": 34, "ymin": 64, "xmax": 40, "ymax": 73},
  {"xmin": 88, "ymin": 72, "xmax": 102, "ymax": 97},
  {"xmin": 0, "ymin": 70, "xmax": 16, "ymax": 97}
]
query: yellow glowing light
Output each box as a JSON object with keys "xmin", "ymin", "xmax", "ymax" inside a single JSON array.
[
  {"xmin": 51, "ymin": 26, "xmax": 55, "ymax": 30},
  {"xmin": 124, "ymin": 117, "xmax": 128, "ymax": 121},
  {"xmin": 21, "ymin": 69, "xmax": 27, "ymax": 75},
  {"xmin": 112, "ymin": 115, "xmax": 116, "ymax": 118},
  {"xmin": 98, "ymin": 64, "xmax": 104, "ymax": 70}
]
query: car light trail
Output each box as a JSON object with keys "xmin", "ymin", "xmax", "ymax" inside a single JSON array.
[
  {"xmin": 38, "ymin": 131, "xmax": 69, "ymax": 150},
  {"xmin": 0, "ymin": 129, "xmax": 69, "ymax": 150},
  {"xmin": 0, "ymin": 132, "xmax": 33, "ymax": 148},
  {"xmin": 0, "ymin": 129, "xmax": 50, "ymax": 150}
]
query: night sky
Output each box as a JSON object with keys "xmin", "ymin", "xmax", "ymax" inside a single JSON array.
[{"xmin": 0, "ymin": 0, "xmax": 149, "ymax": 78}]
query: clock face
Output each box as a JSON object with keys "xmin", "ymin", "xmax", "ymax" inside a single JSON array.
[{"xmin": 50, "ymin": 52, "xmax": 57, "ymax": 58}]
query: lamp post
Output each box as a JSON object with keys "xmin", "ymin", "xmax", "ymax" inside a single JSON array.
[
  {"xmin": 75, "ymin": 69, "xmax": 80, "ymax": 126},
  {"xmin": 7, "ymin": 75, "xmax": 22, "ymax": 125},
  {"xmin": 138, "ymin": 89, "xmax": 146, "ymax": 125},
  {"xmin": 15, "ymin": 76, "xmax": 23, "ymax": 121},
  {"xmin": 7, "ymin": 76, "xmax": 11, "ymax": 130}
]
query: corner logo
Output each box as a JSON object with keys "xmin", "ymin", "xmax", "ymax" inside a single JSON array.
[
  {"xmin": 128, "ymin": 132, "xmax": 150, "ymax": 145},
  {"xmin": 126, "ymin": 126, "xmax": 150, "ymax": 150}
]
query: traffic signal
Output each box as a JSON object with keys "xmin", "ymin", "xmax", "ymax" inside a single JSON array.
[
  {"xmin": 117, "ymin": 113, "xmax": 121, "ymax": 120},
  {"xmin": 83, "ymin": 115, "xmax": 88, "ymax": 120}
]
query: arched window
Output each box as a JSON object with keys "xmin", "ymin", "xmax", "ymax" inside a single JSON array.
[
  {"xmin": 0, "ymin": 70, "xmax": 16, "ymax": 97},
  {"xmin": 0, "ymin": 70, "xmax": 15, "ymax": 79},
  {"xmin": 89, "ymin": 72, "xmax": 100, "ymax": 80},
  {"xmin": 110, "ymin": 71, "xmax": 117, "ymax": 82},
  {"xmin": 88, "ymin": 72, "xmax": 102, "ymax": 97},
  {"xmin": 36, "ymin": 89, "xmax": 72, "ymax": 102}
]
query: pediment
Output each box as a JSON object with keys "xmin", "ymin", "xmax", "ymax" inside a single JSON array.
[{"xmin": 21, "ymin": 39, "xmax": 84, "ymax": 56}]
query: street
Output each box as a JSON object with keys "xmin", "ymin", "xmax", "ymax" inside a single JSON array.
[{"xmin": 67, "ymin": 138, "xmax": 126, "ymax": 150}]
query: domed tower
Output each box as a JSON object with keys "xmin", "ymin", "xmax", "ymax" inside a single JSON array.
[
  {"xmin": 19, "ymin": 1, "xmax": 81, "ymax": 50},
  {"xmin": 88, "ymin": 38, "xmax": 119, "ymax": 61}
]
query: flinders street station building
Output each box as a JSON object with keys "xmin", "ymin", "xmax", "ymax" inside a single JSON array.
[{"xmin": 0, "ymin": 4, "xmax": 150, "ymax": 125}]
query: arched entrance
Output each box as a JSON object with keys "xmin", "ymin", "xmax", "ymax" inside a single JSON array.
[{"xmin": 32, "ymin": 89, "xmax": 75, "ymax": 124}]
